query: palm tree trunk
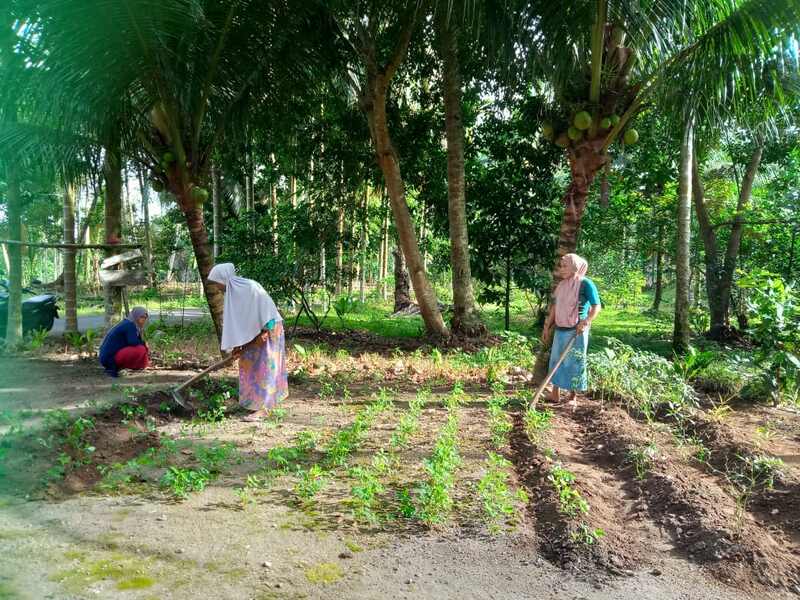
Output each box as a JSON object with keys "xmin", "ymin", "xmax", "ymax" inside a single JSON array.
[
  {"xmin": 359, "ymin": 185, "xmax": 368, "ymax": 303},
  {"xmin": 393, "ymin": 245, "xmax": 411, "ymax": 312},
  {"xmin": 504, "ymin": 251, "xmax": 512, "ymax": 331},
  {"xmin": 439, "ymin": 17, "xmax": 483, "ymax": 336},
  {"xmin": 691, "ymin": 155, "xmax": 725, "ymax": 333},
  {"xmin": 102, "ymin": 134, "xmax": 123, "ymax": 328},
  {"xmin": 212, "ymin": 161, "xmax": 221, "ymax": 259},
  {"xmin": 364, "ymin": 86, "xmax": 448, "ymax": 336},
  {"xmin": 673, "ymin": 118, "xmax": 694, "ymax": 354},
  {"xmin": 336, "ymin": 204, "xmax": 344, "ymax": 296},
  {"xmin": 381, "ymin": 195, "xmax": 389, "ymax": 301},
  {"xmin": 533, "ymin": 140, "xmax": 609, "ymax": 380},
  {"xmin": 652, "ymin": 224, "xmax": 664, "ymax": 312},
  {"xmin": 63, "ymin": 184, "xmax": 78, "ymax": 333},
  {"xmin": 179, "ymin": 192, "xmax": 225, "ymax": 342},
  {"xmin": 136, "ymin": 168, "xmax": 157, "ymax": 288},
  {"xmin": 719, "ymin": 139, "xmax": 763, "ymax": 322},
  {"xmin": 4, "ymin": 159, "xmax": 23, "ymax": 344},
  {"xmin": 358, "ymin": 10, "xmax": 448, "ymax": 337}
]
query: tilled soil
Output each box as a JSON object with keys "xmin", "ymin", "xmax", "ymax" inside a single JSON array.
[
  {"xmin": 508, "ymin": 394, "xmax": 800, "ymax": 597},
  {"xmin": 2, "ymin": 354, "xmax": 799, "ymax": 599}
]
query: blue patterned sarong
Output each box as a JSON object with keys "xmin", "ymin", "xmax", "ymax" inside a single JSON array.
[{"xmin": 549, "ymin": 327, "xmax": 589, "ymax": 391}]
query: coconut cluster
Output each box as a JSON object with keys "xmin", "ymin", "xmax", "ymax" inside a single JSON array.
[{"xmin": 541, "ymin": 111, "xmax": 638, "ymax": 148}]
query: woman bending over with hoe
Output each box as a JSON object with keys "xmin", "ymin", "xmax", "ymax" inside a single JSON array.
[
  {"xmin": 207, "ymin": 263, "xmax": 288, "ymax": 421},
  {"xmin": 541, "ymin": 253, "xmax": 602, "ymax": 408},
  {"xmin": 99, "ymin": 307, "xmax": 150, "ymax": 377}
]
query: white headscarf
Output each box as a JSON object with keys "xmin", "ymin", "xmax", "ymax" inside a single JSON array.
[{"xmin": 207, "ymin": 263, "xmax": 283, "ymax": 352}]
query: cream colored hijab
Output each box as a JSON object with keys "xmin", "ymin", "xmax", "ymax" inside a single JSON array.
[{"xmin": 207, "ymin": 263, "xmax": 282, "ymax": 351}]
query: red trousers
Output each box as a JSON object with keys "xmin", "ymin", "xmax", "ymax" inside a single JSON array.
[{"xmin": 114, "ymin": 345, "xmax": 150, "ymax": 370}]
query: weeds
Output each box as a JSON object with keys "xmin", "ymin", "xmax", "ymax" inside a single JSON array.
[
  {"xmin": 160, "ymin": 466, "xmax": 211, "ymax": 499},
  {"xmin": 487, "ymin": 394, "xmax": 512, "ymax": 449},
  {"xmin": 477, "ymin": 452, "xmax": 528, "ymax": 533},
  {"xmin": 294, "ymin": 465, "xmax": 328, "ymax": 500},
  {"xmin": 548, "ymin": 464, "xmax": 589, "ymax": 518},
  {"xmin": 626, "ymin": 442, "xmax": 658, "ymax": 481},
  {"xmin": 572, "ymin": 523, "xmax": 606, "ymax": 546},
  {"xmin": 415, "ymin": 390, "xmax": 462, "ymax": 526},
  {"xmin": 523, "ymin": 406, "xmax": 553, "ymax": 445},
  {"xmin": 389, "ymin": 389, "xmax": 428, "ymax": 450}
]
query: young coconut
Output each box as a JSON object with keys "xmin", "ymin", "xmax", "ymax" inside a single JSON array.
[
  {"xmin": 555, "ymin": 133, "xmax": 570, "ymax": 148},
  {"xmin": 151, "ymin": 179, "xmax": 165, "ymax": 193},
  {"xmin": 573, "ymin": 111, "xmax": 592, "ymax": 131},
  {"xmin": 610, "ymin": 114, "xmax": 621, "ymax": 126},
  {"xmin": 191, "ymin": 186, "xmax": 209, "ymax": 204},
  {"xmin": 542, "ymin": 122, "xmax": 555, "ymax": 140},
  {"xmin": 600, "ymin": 117, "xmax": 612, "ymax": 129},
  {"xmin": 623, "ymin": 128, "xmax": 639, "ymax": 144},
  {"xmin": 567, "ymin": 126, "xmax": 583, "ymax": 142},
  {"xmin": 163, "ymin": 151, "xmax": 175, "ymax": 164}
]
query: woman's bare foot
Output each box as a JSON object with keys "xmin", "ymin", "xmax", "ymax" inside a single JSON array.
[
  {"xmin": 567, "ymin": 392, "xmax": 578, "ymax": 411},
  {"xmin": 548, "ymin": 386, "xmax": 560, "ymax": 403},
  {"xmin": 243, "ymin": 409, "xmax": 268, "ymax": 422}
]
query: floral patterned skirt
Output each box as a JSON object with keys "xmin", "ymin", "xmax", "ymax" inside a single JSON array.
[{"xmin": 238, "ymin": 322, "xmax": 288, "ymax": 412}]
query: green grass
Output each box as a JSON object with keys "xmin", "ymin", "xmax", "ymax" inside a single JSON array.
[{"xmin": 73, "ymin": 285, "xmax": 680, "ymax": 359}]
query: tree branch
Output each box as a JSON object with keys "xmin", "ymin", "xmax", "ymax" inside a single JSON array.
[{"xmin": 382, "ymin": 3, "xmax": 421, "ymax": 83}]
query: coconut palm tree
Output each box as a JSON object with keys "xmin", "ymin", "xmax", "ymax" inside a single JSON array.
[
  {"xmin": 8, "ymin": 0, "xmax": 335, "ymax": 339},
  {"xmin": 330, "ymin": 1, "xmax": 450, "ymax": 337},
  {"xmin": 528, "ymin": 0, "xmax": 800, "ymax": 375}
]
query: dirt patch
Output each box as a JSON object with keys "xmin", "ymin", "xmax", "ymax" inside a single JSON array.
[
  {"xmin": 55, "ymin": 379, "xmax": 236, "ymax": 495},
  {"xmin": 575, "ymin": 398, "xmax": 800, "ymax": 596},
  {"xmin": 508, "ymin": 409, "xmax": 584, "ymax": 570}
]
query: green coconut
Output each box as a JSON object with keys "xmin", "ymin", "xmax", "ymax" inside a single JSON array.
[
  {"xmin": 610, "ymin": 114, "xmax": 621, "ymax": 126},
  {"xmin": 555, "ymin": 133, "xmax": 569, "ymax": 148},
  {"xmin": 600, "ymin": 117, "xmax": 612, "ymax": 129},
  {"xmin": 567, "ymin": 126, "xmax": 583, "ymax": 142},
  {"xmin": 623, "ymin": 128, "xmax": 639, "ymax": 144},
  {"xmin": 541, "ymin": 122, "xmax": 555, "ymax": 139},
  {"xmin": 162, "ymin": 151, "xmax": 175, "ymax": 164},
  {"xmin": 151, "ymin": 180, "xmax": 164, "ymax": 192},
  {"xmin": 191, "ymin": 186, "xmax": 209, "ymax": 203},
  {"xmin": 573, "ymin": 111, "xmax": 592, "ymax": 131}
]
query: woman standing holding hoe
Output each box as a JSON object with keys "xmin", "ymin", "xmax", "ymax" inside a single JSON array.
[
  {"xmin": 207, "ymin": 263, "xmax": 288, "ymax": 421},
  {"xmin": 541, "ymin": 253, "xmax": 602, "ymax": 408}
]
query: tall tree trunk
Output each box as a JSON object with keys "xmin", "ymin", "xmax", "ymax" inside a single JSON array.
[
  {"xmin": 179, "ymin": 193, "xmax": 224, "ymax": 341},
  {"xmin": 691, "ymin": 155, "xmax": 725, "ymax": 333},
  {"xmin": 358, "ymin": 11, "xmax": 448, "ymax": 337},
  {"xmin": 504, "ymin": 251, "xmax": 512, "ymax": 331},
  {"xmin": 103, "ymin": 134, "xmax": 123, "ymax": 328},
  {"xmin": 137, "ymin": 168, "xmax": 157, "ymax": 288},
  {"xmin": 393, "ymin": 245, "xmax": 411, "ymax": 312},
  {"xmin": 673, "ymin": 118, "xmax": 694, "ymax": 355},
  {"xmin": 359, "ymin": 185, "xmax": 368, "ymax": 303},
  {"xmin": 381, "ymin": 195, "xmax": 390, "ymax": 301},
  {"xmin": 363, "ymin": 85, "xmax": 447, "ymax": 336},
  {"xmin": 692, "ymin": 137, "xmax": 763, "ymax": 339},
  {"xmin": 212, "ymin": 161, "xmax": 221, "ymax": 259},
  {"xmin": 439, "ymin": 15, "xmax": 483, "ymax": 336},
  {"xmin": 652, "ymin": 223, "xmax": 664, "ymax": 312},
  {"xmin": 63, "ymin": 184, "xmax": 78, "ymax": 333},
  {"xmin": 4, "ymin": 158, "xmax": 23, "ymax": 344},
  {"xmin": 719, "ymin": 139, "xmax": 764, "ymax": 322},
  {"xmin": 336, "ymin": 204, "xmax": 344, "ymax": 296},
  {"xmin": 788, "ymin": 227, "xmax": 797, "ymax": 281},
  {"xmin": 533, "ymin": 139, "xmax": 609, "ymax": 380}
]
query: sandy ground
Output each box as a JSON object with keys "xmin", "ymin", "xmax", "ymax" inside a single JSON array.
[{"xmin": 0, "ymin": 356, "xmax": 778, "ymax": 600}]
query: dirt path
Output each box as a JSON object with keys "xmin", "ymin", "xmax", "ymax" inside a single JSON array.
[{"xmin": 0, "ymin": 357, "xmax": 781, "ymax": 599}]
